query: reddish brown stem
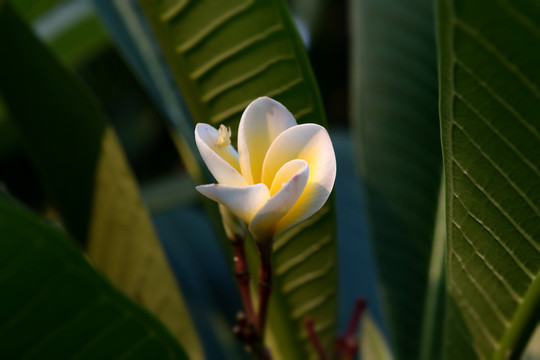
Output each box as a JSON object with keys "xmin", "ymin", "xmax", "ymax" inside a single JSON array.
[
  {"xmin": 256, "ymin": 251, "xmax": 272, "ymax": 336},
  {"xmin": 231, "ymin": 236, "xmax": 255, "ymax": 325},
  {"xmin": 336, "ymin": 298, "xmax": 368, "ymax": 359},
  {"xmin": 305, "ymin": 317, "xmax": 330, "ymax": 360},
  {"xmin": 345, "ymin": 298, "xmax": 367, "ymax": 337}
]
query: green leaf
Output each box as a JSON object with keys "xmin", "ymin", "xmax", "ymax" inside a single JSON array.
[
  {"xmin": 0, "ymin": 0, "xmax": 105, "ymax": 242},
  {"xmin": 0, "ymin": 3, "xmax": 202, "ymax": 358},
  {"xmin": 10, "ymin": 0, "xmax": 62, "ymax": 21},
  {"xmin": 419, "ymin": 178, "xmax": 446, "ymax": 360},
  {"xmin": 361, "ymin": 314, "xmax": 394, "ymax": 360},
  {"xmin": 140, "ymin": 0, "xmax": 326, "ymax": 144},
  {"xmin": 523, "ymin": 325, "xmax": 540, "ymax": 360},
  {"xmin": 92, "ymin": 0, "xmax": 205, "ymax": 181},
  {"xmin": 267, "ymin": 203, "xmax": 337, "ymax": 359},
  {"xmin": 0, "ymin": 197, "xmax": 187, "ymax": 360},
  {"xmin": 140, "ymin": 1, "xmax": 337, "ymax": 358},
  {"xmin": 438, "ymin": 1, "xmax": 540, "ymax": 358},
  {"xmin": 45, "ymin": 9, "xmax": 111, "ymax": 68},
  {"xmin": 349, "ymin": 0, "xmax": 441, "ymax": 359},
  {"xmin": 86, "ymin": 127, "xmax": 204, "ymax": 360}
]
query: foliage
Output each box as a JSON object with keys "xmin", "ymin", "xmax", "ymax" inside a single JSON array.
[
  {"xmin": 0, "ymin": 0, "xmax": 539, "ymax": 359},
  {"xmin": 0, "ymin": 195, "xmax": 188, "ymax": 359}
]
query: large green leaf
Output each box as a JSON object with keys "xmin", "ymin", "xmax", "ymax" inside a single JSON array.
[
  {"xmin": 92, "ymin": 0, "xmax": 205, "ymax": 181},
  {"xmin": 438, "ymin": 0, "xmax": 540, "ymax": 358},
  {"xmin": 140, "ymin": 0, "xmax": 326, "ymax": 143},
  {"xmin": 0, "ymin": 3, "xmax": 202, "ymax": 358},
  {"xmin": 0, "ymin": 0, "xmax": 105, "ymax": 242},
  {"xmin": 361, "ymin": 314, "xmax": 394, "ymax": 360},
  {"xmin": 140, "ymin": 1, "xmax": 337, "ymax": 358},
  {"xmin": 0, "ymin": 197, "xmax": 187, "ymax": 360},
  {"xmin": 86, "ymin": 127, "xmax": 203, "ymax": 359},
  {"xmin": 350, "ymin": 0, "xmax": 441, "ymax": 359},
  {"xmin": 267, "ymin": 204, "xmax": 336, "ymax": 359}
]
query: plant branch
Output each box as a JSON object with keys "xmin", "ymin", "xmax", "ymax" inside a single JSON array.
[
  {"xmin": 256, "ymin": 248, "xmax": 272, "ymax": 336},
  {"xmin": 230, "ymin": 234, "xmax": 256, "ymax": 325},
  {"xmin": 305, "ymin": 317, "xmax": 330, "ymax": 360},
  {"xmin": 336, "ymin": 298, "xmax": 367, "ymax": 359}
]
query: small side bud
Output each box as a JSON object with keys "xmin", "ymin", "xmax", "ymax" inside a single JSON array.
[
  {"xmin": 219, "ymin": 204, "xmax": 245, "ymax": 242},
  {"xmin": 216, "ymin": 124, "xmax": 232, "ymax": 148}
]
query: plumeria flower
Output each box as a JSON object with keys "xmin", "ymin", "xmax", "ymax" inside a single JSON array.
[{"xmin": 195, "ymin": 97, "xmax": 336, "ymax": 244}]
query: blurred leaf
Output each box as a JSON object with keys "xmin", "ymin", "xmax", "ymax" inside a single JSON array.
[
  {"xmin": 0, "ymin": 3, "xmax": 202, "ymax": 358},
  {"xmin": 87, "ymin": 128, "xmax": 204, "ymax": 359},
  {"xmin": 438, "ymin": 0, "xmax": 540, "ymax": 358},
  {"xmin": 0, "ymin": 197, "xmax": 187, "ymax": 360},
  {"xmin": 45, "ymin": 11, "xmax": 110, "ymax": 67},
  {"xmin": 91, "ymin": 0, "xmax": 203, "ymax": 180},
  {"xmin": 9, "ymin": 0, "xmax": 62, "ymax": 21},
  {"xmin": 151, "ymin": 204, "xmax": 249, "ymax": 360},
  {"xmin": 419, "ymin": 179, "xmax": 446, "ymax": 360},
  {"xmin": 331, "ymin": 131, "xmax": 386, "ymax": 332},
  {"xmin": 523, "ymin": 325, "xmax": 540, "ymax": 360},
  {"xmin": 267, "ymin": 204, "xmax": 336, "ymax": 359},
  {"xmin": 12, "ymin": 0, "xmax": 112, "ymax": 68},
  {"xmin": 361, "ymin": 314, "xmax": 394, "ymax": 360},
  {"xmin": 289, "ymin": 0, "xmax": 329, "ymax": 39},
  {"xmin": 350, "ymin": 0, "xmax": 441, "ymax": 359},
  {"xmin": 140, "ymin": 0, "xmax": 337, "ymax": 358},
  {"xmin": 0, "ymin": 0, "xmax": 105, "ymax": 242},
  {"xmin": 0, "ymin": 106, "xmax": 20, "ymax": 162},
  {"xmin": 140, "ymin": 0, "xmax": 326, "ymax": 146}
]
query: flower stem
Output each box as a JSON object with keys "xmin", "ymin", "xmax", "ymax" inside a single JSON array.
[
  {"xmin": 336, "ymin": 298, "xmax": 367, "ymax": 359},
  {"xmin": 231, "ymin": 234, "xmax": 256, "ymax": 325},
  {"xmin": 256, "ymin": 248, "xmax": 272, "ymax": 336},
  {"xmin": 229, "ymin": 234, "xmax": 272, "ymax": 360},
  {"xmin": 304, "ymin": 317, "xmax": 330, "ymax": 360}
]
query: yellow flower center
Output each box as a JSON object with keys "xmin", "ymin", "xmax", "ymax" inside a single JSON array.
[{"xmin": 216, "ymin": 124, "xmax": 232, "ymax": 148}]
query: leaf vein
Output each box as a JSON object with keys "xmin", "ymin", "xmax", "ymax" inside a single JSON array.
[
  {"xmin": 448, "ymin": 276, "xmax": 499, "ymax": 350},
  {"xmin": 276, "ymin": 235, "xmax": 332, "ymax": 276},
  {"xmin": 449, "ymin": 246, "xmax": 511, "ymax": 327},
  {"xmin": 451, "ymin": 220, "xmax": 522, "ymax": 302},
  {"xmin": 189, "ymin": 24, "xmax": 283, "ymax": 80},
  {"xmin": 291, "ymin": 288, "xmax": 334, "ymax": 320},
  {"xmin": 454, "ymin": 59, "xmax": 540, "ymax": 142},
  {"xmin": 452, "ymin": 117, "xmax": 540, "ymax": 219},
  {"xmin": 282, "ymin": 262, "xmax": 334, "ymax": 294},
  {"xmin": 177, "ymin": 0, "xmax": 255, "ymax": 53},
  {"xmin": 202, "ymin": 54, "xmax": 296, "ymax": 103},
  {"xmin": 455, "ymin": 20, "xmax": 540, "ymax": 102},
  {"xmin": 452, "ymin": 191, "xmax": 535, "ymax": 279},
  {"xmin": 453, "ymin": 92, "xmax": 540, "ymax": 178},
  {"xmin": 210, "ymin": 77, "xmax": 304, "ymax": 124},
  {"xmin": 453, "ymin": 157, "xmax": 540, "ymax": 253}
]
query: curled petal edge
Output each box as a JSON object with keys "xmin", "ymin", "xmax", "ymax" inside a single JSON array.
[
  {"xmin": 195, "ymin": 123, "xmax": 247, "ymax": 186},
  {"xmin": 249, "ymin": 159, "xmax": 309, "ymax": 243},
  {"xmin": 196, "ymin": 183, "xmax": 270, "ymax": 225},
  {"xmin": 261, "ymin": 124, "xmax": 337, "ymax": 235},
  {"xmin": 237, "ymin": 97, "xmax": 297, "ymax": 185}
]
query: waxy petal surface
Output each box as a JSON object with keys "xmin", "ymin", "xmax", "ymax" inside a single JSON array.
[
  {"xmin": 195, "ymin": 123, "xmax": 247, "ymax": 186},
  {"xmin": 249, "ymin": 160, "xmax": 309, "ymax": 241},
  {"xmin": 262, "ymin": 124, "xmax": 336, "ymax": 234},
  {"xmin": 196, "ymin": 183, "xmax": 270, "ymax": 225},
  {"xmin": 238, "ymin": 97, "xmax": 296, "ymax": 185}
]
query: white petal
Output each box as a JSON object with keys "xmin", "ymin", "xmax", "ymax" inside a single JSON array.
[
  {"xmin": 237, "ymin": 97, "xmax": 297, "ymax": 185},
  {"xmin": 249, "ymin": 159, "xmax": 309, "ymax": 241},
  {"xmin": 261, "ymin": 124, "xmax": 336, "ymax": 235},
  {"xmin": 195, "ymin": 123, "xmax": 247, "ymax": 186},
  {"xmin": 196, "ymin": 183, "xmax": 270, "ymax": 225}
]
